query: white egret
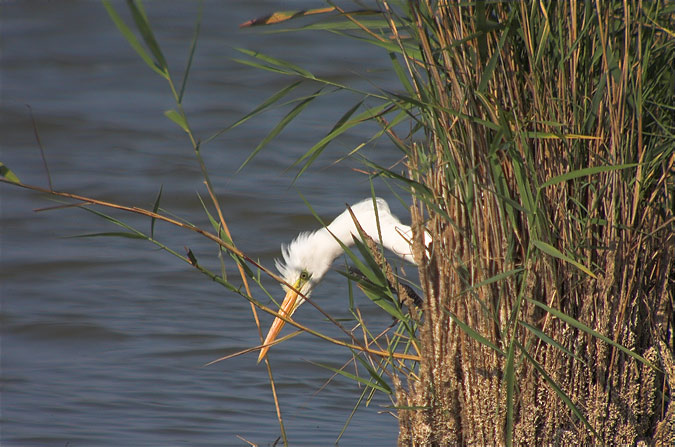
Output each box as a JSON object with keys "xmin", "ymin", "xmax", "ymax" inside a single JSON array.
[{"xmin": 258, "ymin": 197, "xmax": 424, "ymax": 362}]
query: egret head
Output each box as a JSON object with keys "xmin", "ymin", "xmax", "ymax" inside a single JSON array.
[{"xmin": 258, "ymin": 230, "xmax": 337, "ymax": 362}]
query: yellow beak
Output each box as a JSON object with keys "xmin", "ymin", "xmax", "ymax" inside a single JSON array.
[{"xmin": 257, "ymin": 284, "xmax": 301, "ymax": 363}]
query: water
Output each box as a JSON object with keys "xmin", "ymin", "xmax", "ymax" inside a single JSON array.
[{"xmin": 1, "ymin": 2, "xmax": 408, "ymax": 446}]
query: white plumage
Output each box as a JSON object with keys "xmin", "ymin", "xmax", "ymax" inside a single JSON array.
[{"xmin": 258, "ymin": 197, "xmax": 423, "ymax": 362}]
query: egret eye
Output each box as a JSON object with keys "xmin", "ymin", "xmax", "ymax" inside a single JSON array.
[{"xmin": 299, "ymin": 271, "xmax": 311, "ymax": 282}]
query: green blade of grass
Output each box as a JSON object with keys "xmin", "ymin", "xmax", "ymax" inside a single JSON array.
[
  {"xmin": 74, "ymin": 204, "xmax": 247, "ymax": 296},
  {"xmin": 195, "ymin": 192, "xmax": 227, "ymax": 242},
  {"xmin": 150, "ymin": 185, "xmax": 162, "ymax": 239},
  {"xmin": 539, "ymin": 163, "xmax": 639, "ymax": 189},
  {"xmin": 459, "ymin": 268, "xmax": 524, "ymax": 296},
  {"xmin": 271, "ymin": 18, "xmax": 392, "ymax": 33},
  {"xmin": 314, "ymin": 100, "xmax": 384, "ymax": 156},
  {"xmin": 126, "ymin": 0, "xmax": 168, "ymax": 72},
  {"xmin": 353, "ymin": 354, "xmax": 392, "ymax": 394},
  {"xmin": 205, "ymin": 80, "xmax": 303, "ymax": 144},
  {"xmin": 315, "ymin": 361, "xmax": 391, "ymax": 393},
  {"xmin": 532, "ymin": 239, "xmax": 597, "ymax": 279},
  {"xmin": 444, "ymin": 309, "xmax": 504, "ymax": 356},
  {"xmin": 178, "ymin": 2, "xmax": 202, "ymax": 104},
  {"xmin": 335, "ymin": 238, "xmax": 384, "ymax": 287},
  {"xmin": 240, "ymin": 7, "xmax": 339, "ymax": 27},
  {"xmin": 527, "ymin": 298, "xmax": 659, "ymax": 371},
  {"xmin": 194, "ymin": 192, "xmax": 229, "ymax": 282},
  {"xmin": 237, "ymin": 88, "xmax": 323, "ymax": 172},
  {"xmin": 505, "ymin": 341, "xmax": 516, "ymax": 447},
  {"xmin": 357, "ymin": 157, "xmax": 446, "ymax": 219},
  {"xmin": 102, "ymin": 1, "xmax": 168, "ymax": 78},
  {"xmin": 231, "ymin": 58, "xmax": 297, "ymax": 76},
  {"xmin": 519, "ymin": 320, "xmax": 587, "ymax": 366},
  {"xmin": 477, "ymin": 6, "xmax": 512, "ymax": 93},
  {"xmin": 0, "ymin": 162, "xmax": 20, "ymax": 183},
  {"xmin": 164, "ymin": 109, "xmax": 190, "ymax": 133},
  {"xmin": 330, "ymin": 30, "xmax": 423, "ymax": 58},
  {"xmin": 234, "ymin": 47, "xmax": 315, "ymax": 78},
  {"xmin": 68, "ymin": 231, "xmax": 147, "ymax": 239},
  {"xmin": 350, "ymin": 234, "xmax": 388, "ymax": 285},
  {"xmin": 389, "ymin": 52, "xmax": 415, "ymax": 96},
  {"xmin": 339, "ymin": 269, "xmax": 405, "ymax": 321},
  {"xmin": 291, "ymin": 99, "xmax": 376, "ymax": 179},
  {"xmin": 516, "ymin": 340, "xmax": 599, "ymax": 440},
  {"xmin": 311, "ymin": 359, "xmax": 392, "ymax": 394}
]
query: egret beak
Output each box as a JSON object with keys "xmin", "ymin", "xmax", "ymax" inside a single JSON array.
[{"xmin": 257, "ymin": 283, "xmax": 301, "ymax": 363}]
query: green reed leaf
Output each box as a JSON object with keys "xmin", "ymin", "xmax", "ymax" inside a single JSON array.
[
  {"xmin": 517, "ymin": 340, "xmax": 599, "ymax": 439},
  {"xmin": 164, "ymin": 109, "xmax": 189, "ymax": 132},
  {"xmin": 527, "ymin": 298, "xmax": 659, "ymax": 371},
  {"xmin": 532, "ymin": 239, "xmax": 596, "ymax": 279},
  {"xmin": 0, "ymin": 163, "xmax": 20, "ymax": 184},
  {"xmin": 539, "ymin": 163, "xmax": 639, "ymax": 189},
  {"xmin": 311, "ymin": 360, "xmax": 391, "ymax": 394},
  {"xmin": 102, "ymin": 1, "xmax": 168, "ymax": 78},
  {"xmin": 150, "ymin": 185, "xmax": 162, "ymax": 239}
]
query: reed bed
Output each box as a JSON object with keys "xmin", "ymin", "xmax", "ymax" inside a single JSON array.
[{"xmin": 384, "ymin": 1, "xmax": 674, "ymax": 445}]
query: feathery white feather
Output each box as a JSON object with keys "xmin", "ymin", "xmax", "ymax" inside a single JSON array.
[{"xmin": 276, "ymin": 197, "xmax": 421, "ymax": 297}]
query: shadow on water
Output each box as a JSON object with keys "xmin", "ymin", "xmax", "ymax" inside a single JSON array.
[{"xmin": 1, "ymin": 1, "xmax": 405, "ymax": 446}]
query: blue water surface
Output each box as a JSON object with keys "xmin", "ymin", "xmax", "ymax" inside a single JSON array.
[{"xmin": 1, "ymin": 1, "xmax": 411, "ymax": 446}]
